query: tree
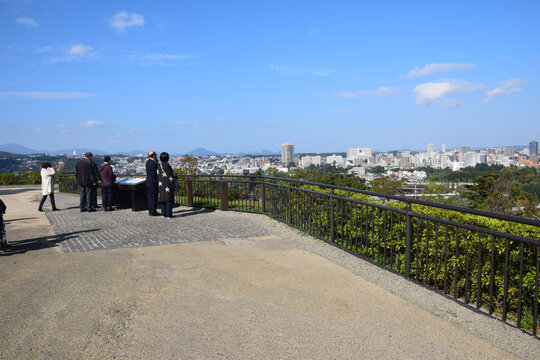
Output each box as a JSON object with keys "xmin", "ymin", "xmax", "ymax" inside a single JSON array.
[
  {"xmin": 176, "ymin": 155, "xmax": 199, "ymax": 175},
  {"xmin": 369, "ymin": 175, "xmax": 405, "ymax": 195},
  {"xmin": 463, "ymin": 172, "xmax": 538, "ymax": 218}
]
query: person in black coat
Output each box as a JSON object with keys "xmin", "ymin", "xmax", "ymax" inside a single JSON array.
[
  {"xmin": 145, "ymin": 150, "xmax": 159, "ymax": 216},
  {"xmin": 75, "ymin": 152, "xmax": 98, "ymax": 212},
  {"xmin": 157, "ymin": 152, "xmax": 175, "ymax": 218}
]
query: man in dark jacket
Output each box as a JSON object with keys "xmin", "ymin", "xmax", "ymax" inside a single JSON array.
[
  {"xmin": 76, "ymin": 152, "xmax": 98, "ymax": 212},
  {"xmin": 98, "ymin": 156, "xmax": 116, "ymax": 211},
  {"xmin": 91, "ymin": 158, "xmax": 100, "ymax": 209},
  {"xmin": 145, "ymin": 150, "xmax": 159, "ymax": 216}
]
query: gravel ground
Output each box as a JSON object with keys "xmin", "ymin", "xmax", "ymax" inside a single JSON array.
[
  {"xmin": 2, "ymin": 189, "xmax": 539, "ymax": 359},
  {"xmin": 252, "ymin": 211, "xmax": 540, "ymax": 359}
]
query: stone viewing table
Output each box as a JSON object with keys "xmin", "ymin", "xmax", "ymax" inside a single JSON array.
[{"xmin": 115, "ymin": 177, "xmax": 147, "ymax": 211}]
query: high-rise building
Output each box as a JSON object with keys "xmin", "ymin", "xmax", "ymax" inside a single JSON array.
[
  {"xmin": 427, "ymin": 143, "xmax": 435, "ymax": 153},
  {"xmin": 281, "ymin": 143, "xmax": 295, "ymax": 166},
  {"xmin": 501, "ymin": 147, "xmax": 515, "ymax": 157},
  {"xmin": 529, "ymin": 140, "xmax": 539, "ymax": 156},
  {"xmin": 441, "ymin": 144, "xmax": 446, "ymax": 153}
]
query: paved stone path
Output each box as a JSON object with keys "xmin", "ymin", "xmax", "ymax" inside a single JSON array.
[{"xmin": 46, "ymin": 193, "xmax": 272, "ymax": 252}]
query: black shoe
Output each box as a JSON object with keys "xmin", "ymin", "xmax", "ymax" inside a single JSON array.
[
  {"xmin": 88, "ymin": 208, "xmax": 96, "ymax": 212},
  {"xmin": 108, "ymin": 208, "xmax": 114, "ymax": 211},
  {"xmin": 38, "ymin": 208, "xmax": 43, "ymax": 212},
  {"xmin": 52, "ymin": 208, "xmax": 59, "ymax": 211},
  {"xmin": 80, "ymin": 209, "xmax": 87, "ymax": 212}
]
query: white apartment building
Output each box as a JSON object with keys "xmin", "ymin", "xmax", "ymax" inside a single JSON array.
[
  {"xmin": 326, "ymin": 154, "xmax": 345, "ymax": 166},
  {"xmin": 347, "ymin": 147, "xmax": 372, "ymax": 159},
  {"xmin": 301, "ymin": 155, "xmax": 322, "ymax": 168}
]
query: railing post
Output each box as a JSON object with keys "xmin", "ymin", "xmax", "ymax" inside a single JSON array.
[
  {"xmin": 405, "ymin": 202, "xmax": 412, "ymax": 277},
  {"xmin": 330, "ymin": 189, "xmax": 335, "ymax": 243},
  {"xmin": 287, "ymin": 180, "xmax": 292, "ymax": 224},
  {"xmin": 261, "ymin": 177, "xmax": 266, "ymax": 213},
  {"xmin": 220, "ymin": 180, "xmax": 228, "ymax": 211},
  {"xmin": 187, "ymin": 177, "xmax": 193, "ymax": 207}
]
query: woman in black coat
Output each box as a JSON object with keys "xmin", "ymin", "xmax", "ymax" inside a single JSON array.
[{"xmin": 157, "ymin": 152, "xmax": 175, "ymax": 218}]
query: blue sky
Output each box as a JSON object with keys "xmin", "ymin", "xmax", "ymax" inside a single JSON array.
[{"xmin": 1, "ymin": 0, "xmax": 539, "ymax": 154}]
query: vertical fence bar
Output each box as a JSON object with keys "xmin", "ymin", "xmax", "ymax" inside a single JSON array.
[
  {"xmin": 465, "ymin": 232, "xmax": 470, "ymax": 304},
  {"xmin": 416, "ymin": 218, "xmax": 420, "ymax": 281},
  {"xmin": 517, "ymin": 242, "xmax": 524, "ymax": 329},
  {"xmin": 454, "ymin": 228, "xmax": 459, "ymax": 299},
  {"xmin": 340, "ymin": 199, "xmax": 344, "ymax": 247},
  {"xmin": 476, "ymin": 233, "xmax": 482, "ymax": 310},
  {"xmin": 377, "ymin": 208, "xmax": 381, "ymax": 264},
  {"xmin": 287, "ymin": 181, "xmax": 292, "ymax": 224},
  {"xmin": 534, "ymin": 245, "xmax": 539, "ymax": 337},
  {"xmin": 405, "ymin": 202, "xmax": 412, "ymax": 278},
  {"xmin": 434, "ymin": 222, "xmax": 439, "ymax": 289},
  {"xmin": 444, "ymin": 224, "xmax": 449, "ymax": 294},
  {"xmin": 329, "ymin": 190, "xmax": 335, "ymax": 244},
  {"xmin": 425, "ymin": 220, "xmax": 430, "ymax": 285},
  {"xmin": 502, "ymin": 239, "xmax": 509, "ymax": 322},
  {"xmin": 489, "ymin": 235, "xmax": 495, "ymax": 315}
]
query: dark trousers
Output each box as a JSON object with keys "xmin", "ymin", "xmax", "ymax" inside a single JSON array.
[
  {"xmin": 101, "ymin": 185, "xmax": 114, "ymax": 210},
  {"xmin": 80, "ymin": 186, "xmax": 94, "ymax": 210},
  {"xmin": 92, "ymin": 184, "xmax": 98, "ymax": 208},
  {"xmin": 160, "ymin": 201, "xmax": 173, "ymax": 217},
  {"xmin": 146, "ymin": 184, "xmax": 158, "ymax": 215},
  {"xmin": 39, "ymin": 194, "xmax": 57, "ymax": 210}
]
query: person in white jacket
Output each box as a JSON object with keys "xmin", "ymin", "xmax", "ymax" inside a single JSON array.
[{"xmin": 38, "ymin": 162, "xmax": 59, "ymax": 211}]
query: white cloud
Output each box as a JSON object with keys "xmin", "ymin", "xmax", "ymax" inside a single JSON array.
[
  {"xmin": 67, "ymin": 44, "xmax": 92, "ymax": 56},
  {"xmin": 110, "ymin": 11, "xmax": 145, "ymax": 31},
  {"xmin": 484, "ymin": 79, "xmax": 527, "ymax": 102},
  {"xmin": 16, "ymin": 17, "xmax": 38, "ymax": 28},
  {"xmin": 308, "ymin": 28, "xmax": 319, "ymax": 35},
  {"xmin": 269, "ymin": 64, "xmax": 334, "ymax": 77},
  {"xmin": 0, "ymin": 91, "xmax": 94, "ymax": 99},
  {"xmin": 408, "ymin": 63, "xmax": 475, "ymax": 79},
  {"xmin": 413, "ymin": 81, "xmax": 484, "ymax": 106},
  {"xmin": 80, "ymin": 120, "xmax": 105, "ymax": 128},
  {"xmin": 336, "ymin": 87, "xmax": 400, "ymax": 99},
  {"xmin": 177, "ymin": 121, "xmax": 188, "ymax": 126}
]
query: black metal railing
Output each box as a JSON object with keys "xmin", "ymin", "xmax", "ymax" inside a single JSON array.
[{"xmin": 59, "ymin": 173, "xmax": 540, "ymax": 337}]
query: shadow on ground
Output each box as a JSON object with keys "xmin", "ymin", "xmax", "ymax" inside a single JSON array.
[
  {"xmin": 174, "ymin": 207, "xmax": 216, "ymax": 217},
  {"xmin": 3, "ymin": 217, "xmax": 39, "ymax": 223},
  {"xmin": 0, "ymin": 187, "xmax": 40, "ymax": 196},
  {"xmin": 0, "ymin": 229, "xmax": 99, "ymax": 256}
]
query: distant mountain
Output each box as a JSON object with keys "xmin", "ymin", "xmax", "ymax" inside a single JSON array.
[
  {"xmin": 233, "ymin": 149, "xmax": 279, "ymax": 156},
  {"xmin": 184, "ymin": 147, "xmax": 218, "ymax": 156},
  {"xmin": 0, "ymin": 143, "xmax": 45, "ymax": 154},
  {"xmin": 50, "ymin": 148, "xmax": 108, "ymax": 155},
  {"xmin": 114, "ymin": 150, "xmax": 148, "ymax": 156}
]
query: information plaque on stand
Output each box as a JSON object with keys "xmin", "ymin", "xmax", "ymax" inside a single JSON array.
[{"xmin": 115, "ymin": 178, "xmax": 147, "ymax": 211}]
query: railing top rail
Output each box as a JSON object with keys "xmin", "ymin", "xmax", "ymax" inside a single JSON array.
[{"xmin": 61, "ymin": 173, "xmax": 540, "ymax": 227}]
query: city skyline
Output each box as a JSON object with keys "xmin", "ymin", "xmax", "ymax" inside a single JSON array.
[{"xmin": 1, "ymin": 1, "xmax": 539, "ymax": 153}]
